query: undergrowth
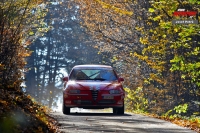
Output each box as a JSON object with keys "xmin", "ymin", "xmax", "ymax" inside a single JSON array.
[
  {"xmin": 0, "ymin": 87, "xmax": 58, "ymax": 133},
  {"xmin": 128, "ymin": 104, "xmax": 200, "ymax": 133}
]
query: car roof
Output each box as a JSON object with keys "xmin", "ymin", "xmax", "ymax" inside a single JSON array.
[{"xmin": 73, "ymin": 64, "xmax": 112, "ymax": 69}]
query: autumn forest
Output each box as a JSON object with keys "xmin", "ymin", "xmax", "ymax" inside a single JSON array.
[{"xmin": 0, "ymin": 0, "xmax": 200, "ymax": 132}]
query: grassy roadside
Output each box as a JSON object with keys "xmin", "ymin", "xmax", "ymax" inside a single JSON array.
[
  {"xmin": 156, "ymin": 114, "xmax": 200, "ymax": 132},
  {"xmin": 128, "ymin": 110, "xmax": 200, "ymax": 133},
  {"xmin": 0, "ymin": 87, "xmax": 58, "ymax": 133}
]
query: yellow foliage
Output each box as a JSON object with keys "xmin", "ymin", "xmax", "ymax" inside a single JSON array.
[
  {"xmin": 94, "ymin": 0, "xmax": 133, "ymax": 16},
  {"xmin": 125, "ymin": 87, "xmax": 148, "ymax": 112},
  {"xmin": 149, "ymin": 73, "xmax": 165, "ymax": 84},
  {"xmin": 139, "ymin": 37, "xmax": 148, "ymax": 44}
]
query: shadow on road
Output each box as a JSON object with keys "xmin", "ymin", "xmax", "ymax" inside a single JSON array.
[
  {"xmin": 65, "ymin": 112, "xmax": 131, "ymax": 116},
  {"xmin": 52, "ymin": 111, "xmax": 196, "ymax": 133}
]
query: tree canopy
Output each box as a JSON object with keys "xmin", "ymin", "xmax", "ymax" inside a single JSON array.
[
  {"xmin": 0, "ymin": 0, "xmax": 57, "ymax": 132},
  {"xmin": 0, "ymin": 0, "xmax": 48, "ymax": 89},
  {"xmin": 74, "ymin": 0, "xmax": 200, "ymax": 131}
]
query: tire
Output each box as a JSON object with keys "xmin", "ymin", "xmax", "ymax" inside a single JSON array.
[
  {"xmin": 118, "ymin": 105, "xmax": 124, "ymax": 115},
  {"xmin": 113, "ymin": 107, "xmax": 117, "ymax": 114},
  {"xmin": 62, "ymin": 102, "xmax": 70, "ymax": 115},
  {"xmin": 113, "ymin": 104, "xmax": 124, "ymax": 115}
]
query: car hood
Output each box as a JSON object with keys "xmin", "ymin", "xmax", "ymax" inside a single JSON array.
[{"xmin": 66, "ymin": 80, "xmax": 122, "ymax": 90}]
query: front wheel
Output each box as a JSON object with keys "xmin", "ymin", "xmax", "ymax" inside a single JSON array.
[
  {"xmin": 113, "ymin": 104, "xmax": 124, "ymax": 115},
  {"xmin": 62, "ymin": 102, "xmax": 70, "ymax": 115}
]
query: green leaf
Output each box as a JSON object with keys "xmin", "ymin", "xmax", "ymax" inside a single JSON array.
[
  {"xmin": 189, "ymin": 0, "xmax": 197, "ymax": 4},
  {"xmin": 29, "ymin": 31, "xmax": 34, "ymax": 36},
  {"xmin": 149, "ymin": 8, "xmax": 155, "ymax": 13}
]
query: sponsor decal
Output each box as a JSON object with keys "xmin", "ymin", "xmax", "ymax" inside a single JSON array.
[{"xmin": 172, "ymin": 9, "xmax": 199, "ymax": 24}]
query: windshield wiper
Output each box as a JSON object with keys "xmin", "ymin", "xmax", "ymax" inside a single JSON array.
[
  {"xmin": 76, "ymin": 78, "xmax": 90, "ymax": 80},
  {"xmin": 93, "ymin": 78, "xmax": 106, "ymax": 81}
]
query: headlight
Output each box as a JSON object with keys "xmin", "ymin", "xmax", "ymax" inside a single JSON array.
[
  {"xmin": 109, "ymin": 89, "xmax": 120, "ymax": 94},
  {"xmin": 69, "ymin": 89, "xmax": 80, "ymax": 94}
]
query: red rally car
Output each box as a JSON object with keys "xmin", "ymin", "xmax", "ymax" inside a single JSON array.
[{"xmin": 62, "ymin": 64, "xmax": 125, "ymax": 115}]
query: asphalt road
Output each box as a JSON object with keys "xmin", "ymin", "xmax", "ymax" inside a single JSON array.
[{"xmin": 51, "ymin": 109, "xmax": 197, "ymax": 133}]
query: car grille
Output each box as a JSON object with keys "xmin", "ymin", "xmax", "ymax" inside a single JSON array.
[{"xmin": 91, "ymin": 90, "xmax": 98, "ymax": 100}]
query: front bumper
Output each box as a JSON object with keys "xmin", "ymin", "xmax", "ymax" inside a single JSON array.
[{"xmin": 63, "ymin": 90, "xmax": 124, "ymax": 108}]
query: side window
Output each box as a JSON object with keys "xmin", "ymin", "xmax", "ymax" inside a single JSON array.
[{"xmin": 69, "ymin": 69, "xmax": 79, "ymax": 80}]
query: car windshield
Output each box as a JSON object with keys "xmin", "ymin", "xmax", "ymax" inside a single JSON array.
[{"xmin": 69, "ymin": 68, "xmax": 118, "ymax": 81}]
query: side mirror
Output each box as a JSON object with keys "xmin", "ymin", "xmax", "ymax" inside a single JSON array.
[
  {"xmin": 62, "ymin": 77, "xmax": 69, "ymax": 82},
  {"xmin": 118, "ymin": 77, "xmax": 124, "ymax": 82}
]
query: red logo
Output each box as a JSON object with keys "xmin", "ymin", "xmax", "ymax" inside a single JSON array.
[{"xmin": 173, "ymin": 9, "xmax": 197, "ymax": 17}]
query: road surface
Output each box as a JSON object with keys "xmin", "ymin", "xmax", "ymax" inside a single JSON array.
[{"xmin": 51, "ymin": 108, "xmax": 197, "ymax": 133}]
